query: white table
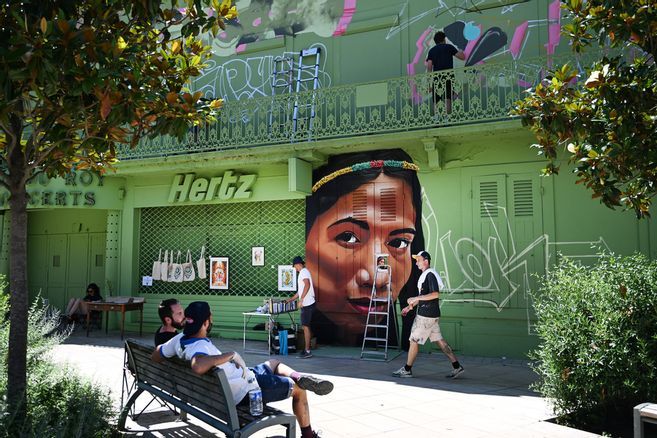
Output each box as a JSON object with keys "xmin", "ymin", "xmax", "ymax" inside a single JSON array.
[{"xmin": 242, "ymin": 311, "xmax": 297, "ymax": 355}]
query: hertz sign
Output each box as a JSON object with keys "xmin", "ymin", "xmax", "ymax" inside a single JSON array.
[{"xmin": 167, "ymin": 171, "xmax": 257, "ymax": 203}]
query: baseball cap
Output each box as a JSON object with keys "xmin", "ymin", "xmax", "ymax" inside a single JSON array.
[
  {"xmin": 411, "ymin": 250, "xmax": 431, "ymax": 261},
  {"xmin": 183, "ymin": 301, "xmax": 212, "ymax": 335},
  {"xmin": 292, "ymin": 256, "xmax": 305, "ymax": 265}
]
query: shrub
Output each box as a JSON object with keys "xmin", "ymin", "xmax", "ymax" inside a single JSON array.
[
  {"xmin": 531, "ymin": 253, "xmax": 657, "ymax": 430},
  {"xmin": 0, "ymin": 278, "xmax": 116, "ymax": 437}
]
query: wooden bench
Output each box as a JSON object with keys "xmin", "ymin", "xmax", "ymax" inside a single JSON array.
[
  {"xmin": 118, "ymin": 339, "xmax": 296, "ymax": 438},
  {"xmin": 634, "ymin": 403, "xmax": 657, "ymax": 438}
]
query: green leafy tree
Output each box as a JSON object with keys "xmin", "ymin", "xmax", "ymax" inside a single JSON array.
[
  {"xmin": 513, "ymin": 0, "xmax": 657, "ymax": 218},
  {"xmin": 0, "ymin": 0, "xmax": 236, "ymax": 420}
]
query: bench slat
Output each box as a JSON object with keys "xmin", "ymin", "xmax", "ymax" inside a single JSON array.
[{"xmin": 639, "ymin": 404, "xmax": 657, "ymax": 420}]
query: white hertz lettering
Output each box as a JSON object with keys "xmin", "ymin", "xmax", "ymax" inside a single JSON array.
[{"xmin": 168, "ymin": 171, "xmax": 256, "ymax": 203}]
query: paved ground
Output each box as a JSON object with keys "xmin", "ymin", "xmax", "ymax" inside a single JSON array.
[{"xmin": 51, "ymin": 329, "xmax": 599, "ymax": 437}]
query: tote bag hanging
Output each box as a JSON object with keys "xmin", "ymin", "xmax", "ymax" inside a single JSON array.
[
  {"xmin": 196, "ymin": 245, "xmax": 207, "ymax": 279},
  {"xmin": 167, "ymin": 249, "xmax": 176, "ymax": 281},
  {"xmin": 182, "ymin": 250, "xmax": 195, "ymax": 282},
  {"xmin": 160, "ymin": 250, "xmax": 169, "ymax": 282},
  {"xmin": 151, "ymin": 249, "xmax": 162, "ymax": 280},
  {"xmin": 171, "ymin": 250, "xmax": 184, "ymax": 283}
]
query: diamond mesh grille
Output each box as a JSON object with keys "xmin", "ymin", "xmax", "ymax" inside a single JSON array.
[{"xmin": 138, "ymin": 199, "xmax": 305, "ymax": 296}]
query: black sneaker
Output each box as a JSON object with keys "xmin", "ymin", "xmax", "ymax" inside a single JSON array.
[
  {"xmin": 446, "ymin": 366, "xmax": 464, "ymax": 379},
  {"xmin": 299, "ymin": 349, "xmax": 313, "ymax": 359},
  {"xmin": 297, "ymin": 375, "xmax": 334, "ymax": 396}
]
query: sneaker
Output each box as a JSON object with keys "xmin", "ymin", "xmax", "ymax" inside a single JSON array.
[
  {"xmin": 311, "ymin": 431, "xmax": 322, "ymax": 438},
  {"xmin": 446, "ymin": 366, "xmax": 464, "ymax": 379},
  {"xmin": 392, "ymin": 366, "xmax": 413, "ymax": 378},
  {"xmin": 297, "ymin": 375, "xmax": 334, "ymax": 395},
  {"xmin": 299, "ymin": 350, "xmax": 313, "ymax": 359}
]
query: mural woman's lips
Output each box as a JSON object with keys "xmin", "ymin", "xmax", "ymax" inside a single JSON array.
[{"xmin": 347, "ymin": 297, "xmax": 386, "ymax": 316}]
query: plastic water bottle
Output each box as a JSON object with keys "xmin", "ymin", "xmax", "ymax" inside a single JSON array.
[{"xmin": 248, "ymin": 388, "xmax": 263, "ymax": 416}]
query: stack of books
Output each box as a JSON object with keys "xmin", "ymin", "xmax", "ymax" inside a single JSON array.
[{"xmin": 267, "ymin": 298, "xmax": 298, "ymax": 314}]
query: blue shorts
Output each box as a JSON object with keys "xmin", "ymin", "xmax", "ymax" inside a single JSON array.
[
  {"xmin": 300, "ymin": 303, "xmax": 315, "ymax": 326},
  {"xmin": 251, "ymin": 362, "xmax": 293, "ymax": 404}
]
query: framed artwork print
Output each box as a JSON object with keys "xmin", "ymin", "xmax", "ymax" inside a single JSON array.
[
  {"xmin": 251, "ymin": 246, "xmax": 265, "ymax": 266},
  {"xmin": 277, "ymin": 265, "xmax": 296, "ymax": 292},
  {"xmin": 376, "ymin": 253, "xmax": 390, "ymax": 270},
  {"xmin": 209, "ymin": 257, "xmax": 229, "ymax": 290}
]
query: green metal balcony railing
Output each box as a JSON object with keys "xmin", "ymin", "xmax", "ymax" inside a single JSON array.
[{"xmin": 117, "ymin": 51, "xmax": 605, "ymax": 160}]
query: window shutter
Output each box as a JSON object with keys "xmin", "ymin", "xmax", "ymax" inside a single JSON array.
[
  {"xmin": 479, "ymin": 181, "xmax": 499, "ymax": 218},
  {"xmin": 513, "ymin": 179, "xmax": 533, "ymax": 217}
]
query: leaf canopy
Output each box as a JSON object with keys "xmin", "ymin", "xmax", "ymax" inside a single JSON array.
[
  {"xmin": 513, "ymin": 0, "xmax": 657, "ymax": 218},
  {"xmin": 0, "ymin": 0, "xmax": 235, "ymax": 187}
]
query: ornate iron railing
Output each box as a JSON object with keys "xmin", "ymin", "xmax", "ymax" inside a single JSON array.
[{"xmin": 118, "ymin": 51, "xmax": 610, "ymax": 160}]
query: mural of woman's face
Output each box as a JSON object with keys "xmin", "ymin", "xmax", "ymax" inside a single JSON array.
[{"xmin": 306, "ymin": 173, "xmax": 417, "ymax": 344}]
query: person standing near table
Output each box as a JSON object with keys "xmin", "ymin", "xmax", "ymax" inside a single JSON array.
[
  {"xmin": 393, "ymin": 250, "xmax": 464, "ymax": 379},
  {"xmin": 286, "ymin": 256, "xmax": 315, "ymax": 358}
]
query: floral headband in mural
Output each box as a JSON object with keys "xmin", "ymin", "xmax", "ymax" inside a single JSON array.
[{"xmin": 311, "ymin": 159, "xmax": 420, "ymax": 193}]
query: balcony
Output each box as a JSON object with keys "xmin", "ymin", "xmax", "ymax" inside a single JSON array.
[{"xmin": 118, "ymin": 52, "xmax": 597, "ymax": 160}]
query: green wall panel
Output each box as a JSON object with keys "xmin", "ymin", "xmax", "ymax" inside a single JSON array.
[{"xmin": 138, "ymin": 199, "xmax": 305, "ymax": 297}]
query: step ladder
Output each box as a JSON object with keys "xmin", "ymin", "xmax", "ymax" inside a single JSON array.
[
  {"xmin": 360, "ymin": 265, "xmax": 398, "ymax": 361},
  {"xmin": 269, "ymin": 56, "xmax": 295, "ymax": 135},
  {"xmin": 292, "ymin": 47, "xmax": 321, "ymax": 140}
]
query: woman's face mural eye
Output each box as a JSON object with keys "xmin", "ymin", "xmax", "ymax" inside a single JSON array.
[
  {"xmin": 387, "ymin": 237, "xmax": 412, "ymax": 250},
  {"xmin": 306, "ymin": 172, "xmax": 418, "ymax": 345},
  {"xmin": 335, "ymin": 231, "xmax": 360, "ymax": 246}
]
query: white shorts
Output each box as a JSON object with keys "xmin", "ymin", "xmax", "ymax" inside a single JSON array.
[{"xmin": 409, "ymin": 315, "xmax": 443, "ymax": 345}]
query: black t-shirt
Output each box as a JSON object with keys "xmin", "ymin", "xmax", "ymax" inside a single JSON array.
[
  {"xmin": 83, "ymin": 294, "xmax": 102, "ymax": 302},
  {"xmin": 426, "ymin": 43, "xmax": 458, "ymax": 71},
  {"xmin": 417, "ymin": 272, "xmax": 441, "ymax": 318},
  {"xmin": 154, "ymin": 327, "xmax": 178, "ymax": 346}
]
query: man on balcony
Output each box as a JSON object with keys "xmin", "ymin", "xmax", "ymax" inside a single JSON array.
[{"xmin": 426, "ymin": 31, "xmax": 465, "ymax": 115}]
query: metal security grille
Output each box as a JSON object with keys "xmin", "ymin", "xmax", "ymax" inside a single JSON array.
[{"xmin": 138, "ymin": 199, "xmax": 305, "ymax": 296}]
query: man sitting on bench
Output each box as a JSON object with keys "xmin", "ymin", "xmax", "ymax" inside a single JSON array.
[
  {"xmin": 152, "ymin": 301, "xmax": 333, "ymax": 438},
  {"xmin": 154, "ymin": 298, "xmax": 185, "ymax": 346}
]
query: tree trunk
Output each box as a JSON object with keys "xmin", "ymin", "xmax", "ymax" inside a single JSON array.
[{"xmin": 6, "ymin": 164, "xmax": 29, "ymax": 423}]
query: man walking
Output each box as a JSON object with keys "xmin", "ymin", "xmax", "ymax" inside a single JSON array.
[
  {"xmin": 287, "ymin": 256, "xmax": 315, "ymax": 358},
  {"xmin": 152, "ymin": 301, "xmax": 333, "ymax": 438},
  {"xmin": 393, "ymin": 251, "xmax": 464, "ymax": 379},
  {"xmin": 426, "ymin": 31, "xmax": 465, "ymax": 114},
  {"xmin": 154, "ymin": 298, "xmax": 185, "ymax": 345}
]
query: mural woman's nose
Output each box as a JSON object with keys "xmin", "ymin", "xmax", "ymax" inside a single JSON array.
[{"xmin": 355, "ymin": 268, "xmax": 371, "ymax": 287}]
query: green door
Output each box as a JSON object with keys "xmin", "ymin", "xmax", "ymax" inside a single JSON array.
[
  {"xmin": 67, "ymin": 234, "xmax": 89, "ymax": 303},
  {"xmin": 88, "ymin": 233, "xmax": 106, "ymax": 294},
  {"xmin": 46, "ymin": 234, "xmax": 68, "ymax": 310}
]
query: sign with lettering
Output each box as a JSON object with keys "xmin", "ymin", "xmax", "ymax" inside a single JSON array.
[
  {"xmin": 168, "ymin": 171, "xmax": 257, "ymax": 203},
  {"xmin": 0, "ymin": 170, "xmax": 102, "ymax": 208}
]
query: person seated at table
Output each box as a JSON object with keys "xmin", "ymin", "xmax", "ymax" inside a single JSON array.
[
  {"xmin": 154, "ymin": 298, "xmax": 185, "ymax": 345},
  {"xmin": 152, "ymin": 301, "xmax": 333, "ymax": 438},
  {"xmin": 64, "ymin": 282, "xmax": 102, "ymax": 323}
]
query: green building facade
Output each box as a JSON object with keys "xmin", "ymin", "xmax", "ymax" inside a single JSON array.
[{"xmin": 2, "ymin": 0, "xmax": 654, "ymax": 358}]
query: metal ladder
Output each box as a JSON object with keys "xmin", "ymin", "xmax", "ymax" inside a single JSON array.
[
  {"xmin": 292, "ymin": 47, "xmax": 321, "ymax": 139},
  {"xmin": 269, "ymin": 56, "xmax": 295, "ymax": 134},
  {"xmin": 360, "ymin": 266, "xmax": 397, "ymax": 361}
]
